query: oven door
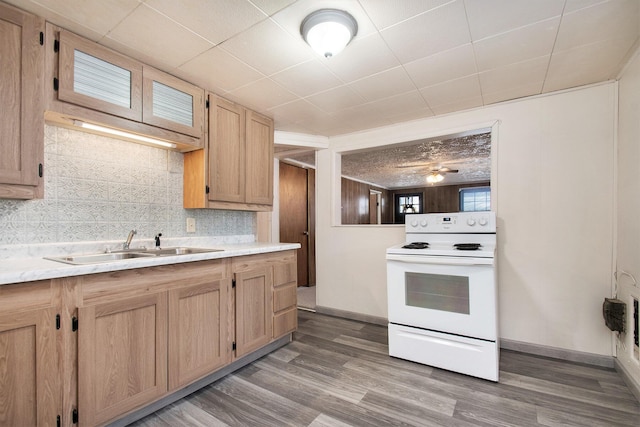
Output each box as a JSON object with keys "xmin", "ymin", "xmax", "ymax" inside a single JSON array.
[{"xmin": 386, "ymin": 254, "xmax": 497, "ymax": 341}]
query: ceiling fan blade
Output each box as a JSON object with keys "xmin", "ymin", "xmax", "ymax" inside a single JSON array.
[{"xmin": 439, "ymin": 168, "xmax": 459, "ymax": 173}]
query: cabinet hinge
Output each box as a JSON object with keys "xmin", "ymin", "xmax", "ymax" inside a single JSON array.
[
  {"xmin": 72, "ymin": 316, "xmax": 78, "ymax": 332},
  {"xmin": 57, "ymin": 415, "xmax": 61, "ymax": 427},
  {"xmin": 53, "ymin": 39, "xmax": 59, "ymax": 53},
  {"xmin": 205, "ymin": 99, "xmax": 210, "ymax": 109},
  {"xmin": 232, "ymin": 342, "xmax": 236, "ymax": 351},
  {"xmin": 53, "ymin": 77, "xmax": 59, "ymax": 91},
  {"xmin": 56, "ymin": 314, "xmax": 60, "ymax": 330},
  {"xmin": 72, "ymin": 408, "xmax": 78, "ymax": 424},
  {"xmin": 205, "ymin": 185, "xmax": 210, "ymax": 194},
  {"xmin": 39, "ymin": 32, "xmax": 44, "ymax": 46},
  {"xmin": 38, "ymin": 163, "xmax": 43, "ymax": 178},
  {"xmin": 232, "ymin": 278, "xmax": 236, "ymax": 288}
]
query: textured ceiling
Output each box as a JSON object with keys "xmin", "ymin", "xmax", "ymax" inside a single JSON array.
[
  {"xmin": 7, "ymin": 0, "xmax": 640, "ymax": 137},
  {"xmin": 284, "ymin": 131, "xmax": 492, "ymax": 189}
]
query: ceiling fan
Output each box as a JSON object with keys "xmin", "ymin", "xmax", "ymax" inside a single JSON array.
[{"xmin": 397, "ymin": 164, "xmax": 459, "ymax": 183}]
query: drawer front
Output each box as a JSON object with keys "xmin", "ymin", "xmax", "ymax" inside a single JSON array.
[
  {"xmin": 273, "ymin": 262, "xmax": 296, "ymax": 287},
  {"xmin": 273, "ymin": 282, "xmax": 296, "ymax": 313},
  {"xmin": 273, "ymin": 307, "xmax": 297, "ymax": 338}
]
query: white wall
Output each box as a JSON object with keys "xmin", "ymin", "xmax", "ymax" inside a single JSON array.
[
  {"xmin": 316, "ymin": 83, "xmax": 616, "ymax": 356},
  {"xmin": 616, "ymin": 49, "xmax": 640, "ymax": 389}
]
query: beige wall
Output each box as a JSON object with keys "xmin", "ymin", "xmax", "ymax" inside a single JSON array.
[
  {"xmin": 616, "ymin": 49, "xmax": 640, "ymax": 390},
  {"xmin": 315, "ymin": 82, "xmax": 616, "ymax": 356}
]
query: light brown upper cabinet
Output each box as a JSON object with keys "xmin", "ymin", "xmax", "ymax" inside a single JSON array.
[
  {"xmin": 47, "ymin": 26, "xmax": 204, "ymax": 150},
  {"xmin": 184, "ymin": 94, "xmax": 274, "ymax": 211},
  {"xmin": 0, "ymin": 3, "xmax": 44, "ymax": 199}
]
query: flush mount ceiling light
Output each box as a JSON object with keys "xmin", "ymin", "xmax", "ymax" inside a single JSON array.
[
  {"xmin": 301, "ymin": 9, "xmax": 358, "ymax": 58},
  {"xmin": 73, "ymin": 120, "xmax": 177, "ymax": 149}
]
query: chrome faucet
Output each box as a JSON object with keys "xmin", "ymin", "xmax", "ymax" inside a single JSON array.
[{"xmin": 123, "ymin": 229, "xmax": 137, "ymax": 250}]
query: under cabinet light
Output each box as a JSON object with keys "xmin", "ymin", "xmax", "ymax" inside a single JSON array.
[{"xmin": 73, "ymin": 120, "xmax": 177, "ymax": 149}]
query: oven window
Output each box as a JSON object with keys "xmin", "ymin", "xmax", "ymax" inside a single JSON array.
[{"xmin": 405, "ymin": 272, "xmax": 470, "ymax": 314}]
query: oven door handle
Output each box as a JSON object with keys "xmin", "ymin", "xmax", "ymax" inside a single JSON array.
[{"xmin": 386, "ymin": 254, "xmax": 494, "ymax": 266}]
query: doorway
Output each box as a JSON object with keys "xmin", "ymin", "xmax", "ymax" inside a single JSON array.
[{"xmin": 279, "ymin": 161, "xmax": 316, "ymax": 287}]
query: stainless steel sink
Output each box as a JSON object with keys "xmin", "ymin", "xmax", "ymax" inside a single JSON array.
[{"xmin": 45, "ymin": 247, "xmax": 223, "ymax": 265}]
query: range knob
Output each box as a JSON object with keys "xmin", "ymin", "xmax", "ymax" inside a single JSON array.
[
  {"xmin": 479, "ymin": 217, "xmax": 488, "ymax": 226},
  {"xmin": 420, "ymin": 219, "xmax": 428, "ymax": 227},
  {"xmin": 467, "ymin": 218, "xmax": 476, "ymax": 226},
  {"xmin": 410, "ymin": 220, "xmax": 419, "ymax": 228}
]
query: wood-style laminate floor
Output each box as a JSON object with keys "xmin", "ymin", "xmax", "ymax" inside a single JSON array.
[{"xmin": 129, "ymin": 311, "xmax": 640, "ymax": 427}]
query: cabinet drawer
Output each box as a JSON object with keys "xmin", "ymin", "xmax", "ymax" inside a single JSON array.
[
  {"xmin": 273, "ymin": 262, "xmax": 296, "ymax": 287},
  {"xmin": 273, "ymin": 282, "xmax": 296, "ymax": 313},
  {"xmin": 273, "ymin": 307, "xmax": 297, "ymax": 339}
]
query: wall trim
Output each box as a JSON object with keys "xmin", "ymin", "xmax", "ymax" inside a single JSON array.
[
  {"xmin": 499, "ymin": 338, "xmax": 614, "ymax": 368},
  {"xmin": 315, "ymin": 305, "xmax": 387, "ymax": 326},
  {"xmin": 614, "ymin": 357, "xmax": 640, "ymax": 403}
]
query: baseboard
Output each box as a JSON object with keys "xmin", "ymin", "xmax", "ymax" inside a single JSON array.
[
  {"xmin": 315, "ymin": 305, "xmax": 387, "ymax": 326},
  {"xmin": 107, "ymin": 335, "xmax": 292, "ymax": 427},
  {"xmin": 614, "ymin": 358, "xmax": 640, "ymax": 403},
  {"xmin": 500, "ymin": 338, "xmax": 614, "ymax": 368}
]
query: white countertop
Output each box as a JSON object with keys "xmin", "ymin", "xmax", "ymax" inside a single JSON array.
[{"xmin": 0, "ymin": 240, "xmax": 300, "ymax": 286}]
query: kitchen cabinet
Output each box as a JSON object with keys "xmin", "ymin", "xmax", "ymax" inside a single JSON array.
[
  {"xmin": 0, "ymin": 3, "xmax": 44, "ymax": 200},
  {"xmin": 46, "ymin": 25, "xmax": 204, "ymax": 150},
  {"xmin": 78, "ymin": 292, "xmax": 168, "ymax": 426},
  {"xmin": 234, "ymin": 266, "xmax": 273, "ymax": 358},
  {"xmin": 0, "ymin": 280, "xmax": 58, "ymax": 426},
  {"xmin": 183, "ymin": 94, "xmax": 274, "ymax": 211},
  {"xmin": 272, "ymin": 258, "xmax": 298, "ymax": 338},
  {"xmin": 168, "ymin": 278, "xmax": 231, "ymax": 389}
]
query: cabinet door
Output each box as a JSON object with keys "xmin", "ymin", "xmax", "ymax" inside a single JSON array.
[
  {"xmin": 245, "ymin": 110, "xmax": 274, "ymax": 205},
  {"xmin": 78, "ymin": 293, "xmax": 167, "ymax": 426},
  {"xmin": 58, "ymin": 30, "xmax": 143, "ymax": 121},
  {"xmin": 142, "ymin": 66, "xmax": 204, "ymax": 138},
  {"xmin": 235, "ymin": 267, "xmax": 272, "ymax": 357},
  {"xmin": 168, "ymin": 279, "xmax": 230, "ymax": 390},
  {"xmin": 0, "ymin": 3, "xmax": 44, "ymax": 197},
  {"xmin": 208, "ymin": 96, "xmax": 245, "ymax": 203}
]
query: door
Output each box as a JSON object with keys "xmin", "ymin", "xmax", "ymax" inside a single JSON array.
[
  {"xmin": 279, "ymin": 162, "xmax": 309, "ymax": 286},
  {"xmin": 235, "ymin": 267, "xmax": 272, "ymax": 358}
]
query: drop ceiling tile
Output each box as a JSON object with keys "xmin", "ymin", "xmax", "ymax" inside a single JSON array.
[
  {"xmin": 564, "ymin": 0, "xmax": 617, "ymax": 14},
  {"xmin": 178, "ymin": 47, "xmax": 266, "ymax": 93},
  {"xmin": 348, "ymin": 67, "xmax": 416, "ymax": 102},
  {"xmin": 404, "ymin": 43, "xmax": 477, "ymax": 88},
  {"xmin": 464, "ymin": 0, "xmax": 564, "ymax": 41},
  {"xmin": 543, "ymin": 38, "xmax": 635, "ymax": 92},
  {"xmin": 419, "ymin": 75, "xmax": 481, "ymax": 107},
  {"xmin": 380, "ymin": 0, "xmax": 471, "ymax": 63},
  {"xmin": 239, "ymin": 0, "xmax": 297, "ymax": 16},
  {"xmin": 227, "ymin": 78, "xmax": 297, "ymax": 112},
  {"xmin": 322, "ymin": 33, "xmax": 401, "ymax": 83},
  {"xmin": 430, "ymin": 96, "xmax": 483, "ymax": 115},
  {"xmin": 345, "ymin": 90, "xmax": 430, "ymax": 121},
  {"xmin": 554, "ymin": 0, "xmax": 639, "ymax": 52},
  {"xmin": 305, "ymin": 86, "xmax": 366, "ymax": 113},
  {"xmin": 473, "ymin": 17, "xmax": 560, "ymax": 72},
  {"xmin": 219, "ymin": 18, "xmax": 314, "ymax": 76},
  {"xmin": 478, "ymin": 55, "xmax": 548, "ymax": 95},
  {"xmin": 359, "ymin": 0, "xmax": 453, "ymax": 30},
  {"xmin": 482, "ymin": 82, "xmax": 544, "ymax": 105},
  {"xmin": 270, "ymin": 60, "xmax": 343, "ymax": 97},
  {"xmin": 105, "ymin": 4, "xmax": 213, "ymax": 69},
  {"xmin": 145, "ymin": 0, "xmax": 267, "ymax": 44},
  {"xmin": 12, "ymin": 0, "xmax": 141, "ymax": 36},
  {"xmin": 268, "ymin": 99, "xmax": 331, "ymax": 124}
]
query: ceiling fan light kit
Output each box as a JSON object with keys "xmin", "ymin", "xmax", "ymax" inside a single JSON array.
[
  {"xmin": 426, "ymin": 173, "xmax": 445, "ymax": 184},
  {"xmin": 301, "ymin": 9, "xmax": 358, "ymax": 58}
]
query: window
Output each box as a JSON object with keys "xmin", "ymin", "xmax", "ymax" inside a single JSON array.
[
  {"xmin": 394, "ymin": 193, "xmax": 422, "ymax": 223},
  {"xmin": 459, "ymin": 187, "xmax": 490, "ymax": 212}
]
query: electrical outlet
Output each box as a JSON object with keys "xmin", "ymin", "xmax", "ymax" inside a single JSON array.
[{"xmin": 186, "ymin": 217, "xmax": 196, "ymax": 233}]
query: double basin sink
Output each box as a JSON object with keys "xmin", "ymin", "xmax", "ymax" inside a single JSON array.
[{"xmin": 46, "ymin": 247, "xmax": 223, "ymax": 265}]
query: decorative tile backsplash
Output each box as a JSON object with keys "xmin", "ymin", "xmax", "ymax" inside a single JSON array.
[{"xmin": 0, "ymin": 125, "xmax": 255, "ymax": 245}]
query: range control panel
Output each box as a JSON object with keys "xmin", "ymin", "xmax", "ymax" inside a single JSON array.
[{"xmin": 405, "ymin": 212, "xmax": 496, "ymax": 233}]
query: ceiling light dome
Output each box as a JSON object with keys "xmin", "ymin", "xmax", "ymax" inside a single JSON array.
[
  {"xmin": 426, "ymin": 173, "xmax": 444, "ymax": 184},
  {"xmin": 301, "ymin": 9, "xmax": 358, "ymax": 58}
]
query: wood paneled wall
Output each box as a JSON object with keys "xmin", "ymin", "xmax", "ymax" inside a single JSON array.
[
  {"xmin": 341, "ymin": 177, "xmax": 391, "ymax": 224},
  {"xmin": 391, "ymin": 181, "xmax": 490, "ymax": 222}
]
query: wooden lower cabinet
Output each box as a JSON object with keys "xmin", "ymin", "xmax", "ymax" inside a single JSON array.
[
  {"xmin": 234, "ymin": 266, "xmax": 272, "ymax": 358},
  {"xmin": 78, "ymin": 293, "xmax": 168, "ymax": 426},
  {"xmin": 168, "ymin": 279, "xmax": 231, "ymax": 389},
  {"xmin": 0, "ymin": 307, "xmax": 57, "ymax": 426},
  {"xmin": 273, "ymin": 257, "xmax": 298, "ymax": 338}
]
